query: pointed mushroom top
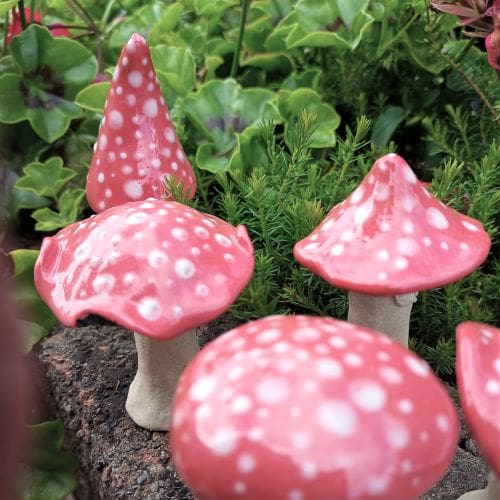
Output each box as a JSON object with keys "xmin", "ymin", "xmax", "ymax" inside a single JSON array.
[
  {"xmin": 294, "ymin": 154, "xmax": 491, "ymax": 295},
  {"xmin": 86, "ymin": 34, "xmax": 196, "ymax": 213},
  {"xmin": 34, "ymin": 199, "xmax": 254, "ymax": 339},
  {"xmin": 170, "ymin": 315, "xmax": 458, "ymax": 500},
  {"xmin": 456, "ymin": 321, "xmax": 500, "ymax": 476}
]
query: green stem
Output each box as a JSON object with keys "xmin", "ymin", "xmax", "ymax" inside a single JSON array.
[
  {"xmin": 101, "ymin": 0, "xmax": 117, "ymax": 26},
  {"xmin": 230, "ymin": 0, "xmax": 250, "ymax": 79},
  {"xmin": 18, "ymin": 0, "xmax": 27, "ymax": 30},
  {"xmin": 29, "ymin": 0, "xmax": 35, "ymax": 22}
]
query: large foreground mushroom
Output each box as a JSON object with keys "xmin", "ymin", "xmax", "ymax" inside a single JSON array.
[
  {"xmin": 294, "ymin": 153, "xmax": 491, "ymax": 346},
  {"xmin": 170, "ymin": 315, "xmax": 458, "ymax": 499},
  {"xmin": 34, "ymin": 199, "xmax": 254, "ymax": 430},
  {"xmin": 456, "ymin": 321, "xmax": 500, "ymax": 500},
  {"xmin": 86, "ymin": 33, "xmax": 196, "ymax": 212}
]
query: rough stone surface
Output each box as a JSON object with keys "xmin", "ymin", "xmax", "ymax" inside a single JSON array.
[{"xmin": 33, "ymin": 316, "xmax": 490, "ymax": 500}]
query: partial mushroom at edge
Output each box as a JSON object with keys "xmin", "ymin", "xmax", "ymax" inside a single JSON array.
[{"xmin": 456, "ymin": 321, "xmax": 500, "ymax": 500}]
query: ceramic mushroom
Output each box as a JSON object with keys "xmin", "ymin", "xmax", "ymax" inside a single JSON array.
[
  {"xmin": 34, "ymin": 199, "xmax": 254, "ymax": 430},
  {"xmin": 294, "ymin": 153, "xmax": 491, "ymax": 346},
  {"xmin": 456, "ymin": 322, "xmax": 500, "ymax": 500},
  {"xmin": 86, "ymin": 33, "xmax": 196, "ymax": 212},
  {"xmin": 170, "ymin": 315, "xmax": 458, "ymax": 499}
]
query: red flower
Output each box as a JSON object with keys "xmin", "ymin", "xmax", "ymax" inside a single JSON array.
[
  {"xmin": 6, "ymin": 8, "xmax": 42, "ymax": 46},
  {"xmin": 485, "ymin": 33, "xmax": 500, "ymax": 69},
  {"xmin": 6, "ymin": 8, "xmax": 70, "ymax": 47}
]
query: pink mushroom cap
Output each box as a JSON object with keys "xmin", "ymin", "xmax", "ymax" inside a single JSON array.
[
  {"xmin": 86, "ymin": 33, "xmax": 196, "ymax": 213},
  {"xmin": 294, "ymin": 153, "xmax": 491, "ymax": 295},
  {"xmin": 456, "ymin": 321, "xmax": 500, "ymax": 476},
  {"xmin": 170, "ymin": 315, "xmax": 458, "ymax": 499},
  {"xmin": 34, "ymin": 199, "xmax": 254, "ymax": 339}
]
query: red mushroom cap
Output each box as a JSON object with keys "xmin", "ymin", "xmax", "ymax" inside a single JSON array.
[
  {"xmin": 294, "ymin": 153, "xmax": 491, "ymax": 295},
  {"xmin": 170, "ymin": 315, "xmax": 458, "ymax": 499},
  {"xmin": 456, "ymin": 321, "xmax": 500, "ymax": 476},
  {"xmin": 34, "ymin": 199, "xmax": 254, "ymax": 339},
  {"xmin": 86, "ymin": 34, "xmax": 196, "ymax": 213}
]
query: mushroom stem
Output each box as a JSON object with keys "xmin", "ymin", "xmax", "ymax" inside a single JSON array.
[
  {"xmin": 126, "ymin": 330, "xmax": 199, "ymax": 431},
  {"xmin": 347, "ymin": 291, "xmax": 418, "ymax": 347},
  {"xmin": 457, "ymin": 472, "xmax": 500, "ymax": 499}
]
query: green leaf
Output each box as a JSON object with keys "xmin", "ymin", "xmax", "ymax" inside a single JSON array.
[
  {"xmin": 16, "ymin": 157, "xmax": 77, "ymax": 199},
  {"xmin": 403, "ymin": 24, "xmax": 450, "ymax": 74},
  {"xmin": 278, "ymin": 88, "xmax": 340, "ymax": 148},
  {"xmin": 24, "ymin": 421, "xmax": 78, "ymax": 500},
  {"xmin": 108, "ymin": 2, "xmax": 169, "ymax": 48},
  {"xmin": 278, "ymin": 0, "xmax": 374, "ymax": 50},
  {"xmin": 10, "ymin": 249, "xmax": 57, "ymax": 331},
  {"xmin": 336, "ymin": 0, "xmax": 369, "ymax": 28},
  {"xmin": 0, "ymin": 73, "xmax": 29, "ymax": 123},
  {"xmin": 371, "ymin": 106, "xmax": 408, "ymax": 149},
  {"xmin": 6, "ymin": 25, "xmax": 97, "ymax": 142},
  {"xmin": 75, "ymin": 82, "xmax": 110, "ymax": 113},
  {"xmin": 184, "ymin": 79, "xmax": 280, "ymax": 172},
  {"xmin": 148, "ymin": 3, "xmax": 185, "ymax": 45},
  {"xmin": 193, "ymin": 0, "xmax": 239, "ymax": 16},
  {"xmin": 32, "ymin": 188, "xmax": 86, "ymax": 231},
  {"xmin": 0, "ymin": 0, "xmax": 19, "ymax": 16},
  {"xmin": 151, "ymin": 46, "xmax": 196, "ymax": 97},
  {"xmin": 19, "ymin": 320, "xmax": 49, "ymax": 354},
  {"xmin": 242, "ymin": 52, "xmax": 294, "ymax": 73},
  {"xmin": 7, "ymin": 184, "xmax": 51, "ymax": 222}
]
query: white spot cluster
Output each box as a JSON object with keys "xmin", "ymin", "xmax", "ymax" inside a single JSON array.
[
  {"xmin": 170, "ymin": 315, "xmax": 457, "ymax": 499},
  {"xmin": 295, "ymin": 153, "xmax": 490, "ymax": 293},
  {"xmin": 87, "ymin": 36, "xmax": 196, "ymax": 212}
]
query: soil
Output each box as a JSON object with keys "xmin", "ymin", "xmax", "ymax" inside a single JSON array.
[{"xmin": 32, "ymin": 315, "xmax": 489, "ymax": 500}]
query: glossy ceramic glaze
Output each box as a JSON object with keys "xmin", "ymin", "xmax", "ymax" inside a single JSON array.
[
  {"xmin": 170, "ymin": 315, "xmax": 459, "ymax": 500},
  {"xmin": 294, "ymin": 153, "xmax": 491, "ymax": 295},
  {"xmin": 456, "ymin": 322, "xmax": 500, "ymax": 476},
  {"xmin": 86, "ymin": 33, "xmax": 196, "ymax": 213},
  {"xmin": 34, "ymin": 199, "xmax": 254, "ymax": 339}
]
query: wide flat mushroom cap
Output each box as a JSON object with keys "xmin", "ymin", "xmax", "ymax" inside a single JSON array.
[
  {"xmin": 34, "ymin": 199, "xmax": 254, "ymax": 340},
  {"xmin": 86, "ymin": 33, "xmax": 196, "ymax": 213},
  {"xmin": 456, "ymin": 322, "xmax": 500, "ymax": 476},
  {"xmin": 294, "ymin": 154, "xmax": 491, "ymax": 295},
  {"xmin": 170, "ymin": 315, "xmax": 458, "ymax": 499}
]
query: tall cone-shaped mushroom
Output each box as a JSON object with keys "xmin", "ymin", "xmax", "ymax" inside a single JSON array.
[
  {"xmin": 456, "ymin": 322, "xmax": 500, "ymax": 500},
  {"xmin": 86, "ymin": 34, "xmax": 196, "ymax": 212},
  {"xmin": 34, "ymin": 199, "xmax": 254, "ymax": 430},
  {"xmin": 294, "ymin": 153, "xmax": 491, "ymax": 346}
]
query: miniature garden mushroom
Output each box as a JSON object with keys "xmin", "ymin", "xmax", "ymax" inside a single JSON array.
[
  {"xmin": 34, "ymin": 198, "xmax": 254, "ymax": 430},
  {"xmin": 86, "ymin": 33, "xmax": 196, "ymax": 212},
  {"xmin": 294, "ymin": 153, "xmax": 491, "ymax": 346},
  {"xmin": 456, "ymin": 321, "xmax": 500, "ymax": 500},
  {"xmin": 170, "ymin": 315, "xmax": 458, "ymax": 499}
]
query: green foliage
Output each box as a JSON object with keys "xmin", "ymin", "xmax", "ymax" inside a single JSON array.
[
  {"xmin": 0, "ymin": 0, "xmax": 498, "ymax": 379},
  {"xmin": 183, "ymin": 79, "xmax": 280, "ymax": 172},
  {"xmin": 0, "ymin": 25, "xmax": 97, "ymax": 142},
  {"xmin": 9, "ymin": 249, "xmax": 57, "ymax": 335},
  {"xmin": 0, "ymin": 0, "xmax": 18, "ymax": 16},
  {"xmin": 210, "ymin": 113, "xmax": 374, "ymax": 320},
  {"xmin": 15, "ymin": 157, "xmax": 86, "ymax": 231},
  {"xmin": 23, "ymin": 421, "xmax": 78, "ymax": 500}
]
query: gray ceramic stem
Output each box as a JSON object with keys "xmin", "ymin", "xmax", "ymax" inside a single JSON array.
[
  {"xmin": 458, "ymin": 472, "xmax": 500, "ymax": 500},
  {"xmin": 125, "ymin": 330, "xmax": 199, "ymax": 431},
  {"xmin": 347, "ymin": 291, "xmax": 418, "ymax": 347}
]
